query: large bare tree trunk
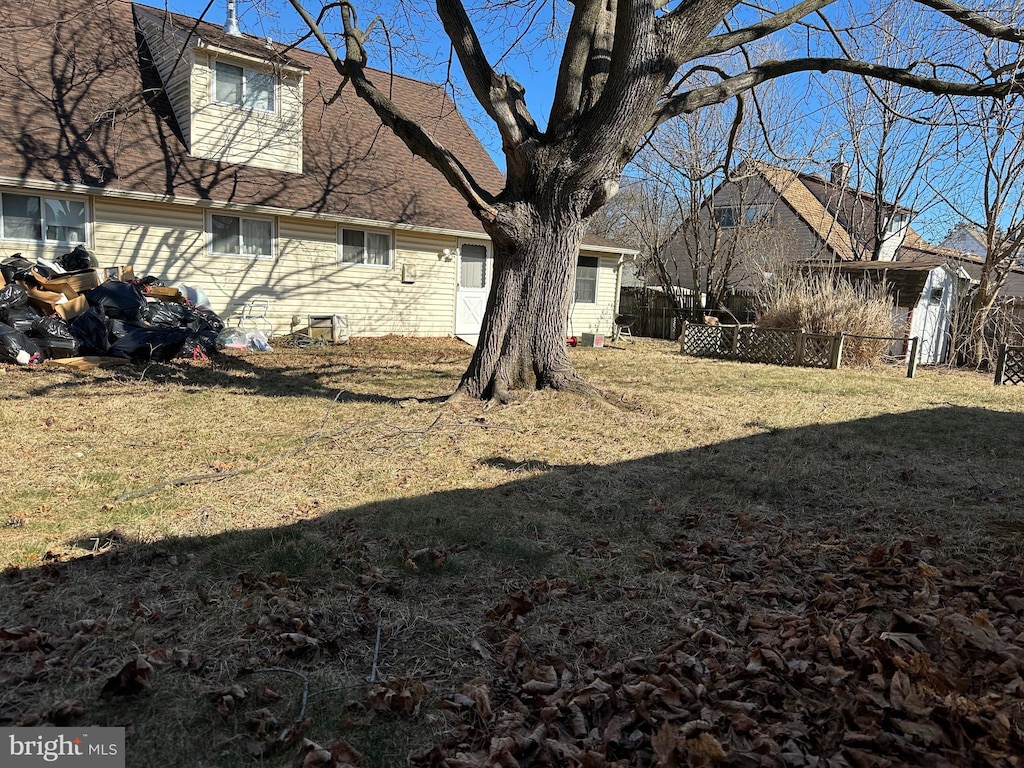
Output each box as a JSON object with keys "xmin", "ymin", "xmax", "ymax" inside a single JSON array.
[{"xmin": 454, "ymin": 205, "xmax": 600, "ymax": 402}]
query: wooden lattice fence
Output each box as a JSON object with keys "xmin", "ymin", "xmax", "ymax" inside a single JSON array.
[
  {"xmin": 680, "ymin": 323, "xmax": 919, "ymax": 376},
  {"xmin": 681, "ymin": 323, "xmax": 842, "ymax": 369},
  {"xmin": 994, "ymin": 344, "xmax": 1024, "ymax": 385}
]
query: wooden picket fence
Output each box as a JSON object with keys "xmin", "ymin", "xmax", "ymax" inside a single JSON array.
[
  {"xmin": 994, "ymin": 344, "xmax": 1024, "ymax": 385},
  {"xmin": 680, "ymin": 322, "xmax": 921, "ymax": 377}
]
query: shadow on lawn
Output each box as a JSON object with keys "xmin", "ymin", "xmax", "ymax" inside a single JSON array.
[
  {"xmin": 21, "ymin": 352, "xmax": 454, "ymax": 405},
  {"xmin": 7, "ymin": 403, "xmax": 1024, "ymax": 583},
  {"xmin": 2, "ymin": 405, "xmax": 1023, "ymax": 766}
]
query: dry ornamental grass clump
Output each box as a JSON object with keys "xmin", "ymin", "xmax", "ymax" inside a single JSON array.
[{"xmin": 758, "ymin": 274, "xmax": 902, "ymax": 366}]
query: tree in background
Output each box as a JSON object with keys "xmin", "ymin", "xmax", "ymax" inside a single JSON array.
[
  {"xmin": 942, "ymin": 89, "xmax": 1024, "ymax": 366},
  {"xmin": 827, "ymin": 0, "xmax": 951, "ymax": 262},
  {"xmin": 289, "ymin": 0, "xmax": 1024, "ymax": 401}
]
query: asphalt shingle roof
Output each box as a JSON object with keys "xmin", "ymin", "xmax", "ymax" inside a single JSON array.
[{"xmin": 0, "ymin": 0, "xmax": 507, "ymax": 236}]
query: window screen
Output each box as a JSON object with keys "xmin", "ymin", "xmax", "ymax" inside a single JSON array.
[
  {"xmin": 460, "ymin": 244, "xmax": 487, "ymax": 289},
  {"xmin": 574, "ymin": 255, "xmax": 599, "ymax": 303}
]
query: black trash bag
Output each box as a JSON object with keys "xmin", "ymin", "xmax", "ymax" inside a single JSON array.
[
  {"xmin": 56, "ymin": 244, "xmax": 95, "ymax": 272},
  {"xmin": 0, "ymin": 322, "xmax": 42, "ymax": 365},
  {"xmin": 108, "ymin": 325, "xmax": 190, "ymax": 362},
  {"xmin": 145, "ymin": 301, "xmax": 192, "ymax": 327},
  {"xmin": 196, "ymin": 307, "xmax": 225, "ymax": 334},
  {"xmin": 3, "ymin": 305, "xmax": 43, "ymax": 333},
  {"xmin": 86, "ymin": 280, "xmax": 147, "ymax": 323},
  {"xmin": 139, "ymin": 275, "xmax": 165, "ymax": 288},
  {"xmin": 69, "ymin": 309, "xmax": 113, "ymax": 355},
  {"xmin": 0, "ymin": 255, "xmax": 33, "ymax": 285},
  {"xmin": 106, "ymin": 318, "xmax": 148, "ymax": 342},
  {"xmin": 30, "ymin": 316, "xmax": 80, "ymax": 358},
  {"xmin": 29, "ymin": 315, "xmax": 76, "ymax": 341},
  {"xmin": 180, "ymin": 329, "xmax": 219, "ymax": 359},
  {"xmin": 32, "ymin": 263, "xmax": 62, "ymax": 280},
  {"xmin": 0, "ymin": 283, "xmax": 28, "ymax": 314}
]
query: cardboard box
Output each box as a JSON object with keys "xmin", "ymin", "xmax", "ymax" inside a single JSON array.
[
  {"xmin": 97, "ymin": 266, "xmax": 134, "ymax": 283},
  {"xmin": 579, "ymin": 333, "xmax": 605, "ymax": 348},
  {"xmin": 55, "ymin": 294, "xmax": 89, "ymax": 321},
  {"xmin": 24, "ymin": 282, "xmax": 85, "ymax": 319},
  {"xmin": 143, "ymin": 285, "xmax": 184, "ymax": 302},
  {"xmin": 34, "ymin": 268, "xmax": 101, "ymax": 293}
]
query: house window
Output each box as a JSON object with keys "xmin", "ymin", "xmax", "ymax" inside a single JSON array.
[
  {"xmin": 340, "ymin": 228, "xmax": 391, "ymax": 266},
  {"xmin": 459, "ymin": 244, "xmax": 487, "ymax": 288},
  {"xmin": 0, "ymin": 192, "xmax": 87, "ymax": 244},
  {"xmin": 929, "ymin": 287, "xmax": 944, "ymax": 304},
  {"xmin": 714, "ymin": 205, "xmax": 769, "ymax": 228},
  {"xmin": 209, "ymin": 213, "xmax": 274, "ymax": 259},
  {"xmin": 575, "ymin": 255, "xmax": 599, "ymax": 304},
  {"xmin": 213, "ymin": 61, "xmax": 276, "ymax": 113},
  {"xmin": 885, "ymin": 213, "xmax": 908, "ymax": 236}
]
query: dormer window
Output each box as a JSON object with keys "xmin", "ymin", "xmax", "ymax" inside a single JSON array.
[
  {"xmin": 885, "ymin": 213, "xmax": 907, "ymax": 236},
  {"xmin": 214, "ymin": 61, "xmax": 276, "ymax": 113}
]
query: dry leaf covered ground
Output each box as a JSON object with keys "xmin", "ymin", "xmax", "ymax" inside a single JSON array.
[{"xmin": 1, "ymin": 337, "xmax": 1023, "ymax": 767}]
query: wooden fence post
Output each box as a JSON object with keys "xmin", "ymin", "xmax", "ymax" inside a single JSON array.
[
  {"xmin": 794, "ymin": 327, "xmax": 806, "ymax": 366},
  {"xmin": 994, "ymin": 343, "xmax": 1008, "ymax": 385},
  {"xmin": 906, "ymin": 336, "xmax": 920, "ymax": 379},
  {"xmin": 730, "ymin": 325, "xmax": 741, "ymax": 358},
  {"xmin": 829, "ymin": 332, "xmax": 845, "ymax": 369}
]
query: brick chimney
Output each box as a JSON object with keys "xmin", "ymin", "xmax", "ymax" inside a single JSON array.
[{"xmin": 831, "ymin": 161, "xmax": 850, "ymax": 188}]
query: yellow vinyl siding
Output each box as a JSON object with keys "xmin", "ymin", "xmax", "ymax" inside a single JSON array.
[
  {"xmin": 21, "ymin": 195, "xmax": 619, "ymax": 342},
  {"xmin": 135, "ymin": 9, "xmax": 194, "ymax": 148},
  {"xmin": 568, "ymin": 253, "xmax": 619, "ymax": 336},
  {"xmin": 274, "ymin": 226, "xmax": 458, "ymax": 337},
  {"xmin": 90, "ymin": 198, "xmax": 460, "ymax": 336},
  {"xmin": 91, "ymin": 198, "xmax": 204, "ymax": 274},
  {"xmin": 190, "ymin": 52, "xmax": 303, "ymax": 173}
]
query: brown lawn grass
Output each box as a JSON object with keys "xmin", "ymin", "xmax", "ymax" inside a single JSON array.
[{"xmin": 1, "ymin": 337, "xmax": 1023, "ymax": 766}]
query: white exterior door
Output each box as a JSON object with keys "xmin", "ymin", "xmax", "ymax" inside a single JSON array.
[
  {"xmin": 455, "ymin": 242, "xmax": 490, "ymax": 340},
  {"xmin": 910, "ymin": 268, "xmax": 953, "ymax": 364}
]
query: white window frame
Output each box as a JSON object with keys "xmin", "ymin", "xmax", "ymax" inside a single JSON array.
[
  {"xmin": 212, "ymin": 60, "xmax": 277, "ymax": 114},
  {"xmin": 338, "ymin": 227, "xmax": 392, "ymax": 268},
  {"xmin": 574, "ymin": 255, "xmax": 600, "ymax": 304},
  {"xmin": 207, "ymin": 212, "xmax": 275, "ymax": 260},
  {"xmin": 0, "ymin": 191, "xmax": 89, "ymax": 246},
  {"xmin": 885, "ymin": 213, "xmax": 908, "ymax": 236}
]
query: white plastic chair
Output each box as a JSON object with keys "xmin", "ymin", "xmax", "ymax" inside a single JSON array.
[{"xmin": 238, "ymin": 299, "xmax": 274, "ymax": 338}]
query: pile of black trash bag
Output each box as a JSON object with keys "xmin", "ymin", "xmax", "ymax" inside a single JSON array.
[{"xmin": 0, "ymin": 249, "xmax": 225, "ymax": 365}]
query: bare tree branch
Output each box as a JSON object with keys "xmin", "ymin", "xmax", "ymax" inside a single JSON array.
[
  {"xmin": 694, "ymin": 0, "xmax": 838, "ymax": 59},
  {"xmin": 914, "ymin": 0, "xmax": 1024, "ymax": 43},
  {"xmin": 435, "ymin": 0, "xmax": 539, "ymax": 149},
  {"xmin": 653, "ymin": 57, "xmax": 1024, "ymax": 128},
  {"xmin": 287, "ymin": 0, "xmax": 498, "ymax": 221}
]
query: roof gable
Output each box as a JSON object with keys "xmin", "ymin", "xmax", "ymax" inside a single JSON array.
[
  {"xmin": 0, "ymin": 0, "xmax": 506, "ymax": 235},
  {"xmin": 745, "ymin": 160, "xmax": 918, "ymax": 263}
]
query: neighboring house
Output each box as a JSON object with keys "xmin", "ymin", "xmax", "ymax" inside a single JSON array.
[
  {"xmin": 0, "ymin": 0, "xmax": 631, "ymax": 343},
  {"xmin": 665, "ymin": 160, "xmax": 915, "ymax": 298},
  {"xmin": 663, "ymin": 160, "xmax": 1022, "ymax": 362}
]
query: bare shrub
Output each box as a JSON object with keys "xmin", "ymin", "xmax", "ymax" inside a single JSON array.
[{"xmin": 757, "ymin": 274, "xmax": 901, "ymax": 366}]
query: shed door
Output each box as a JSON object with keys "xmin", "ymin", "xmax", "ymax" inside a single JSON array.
[
  {"xmin": 455, "ymin": 242, "xmax": 490, "ymax": 340},
  {"xmin": 911, "ymin": 270, "xmax": 951, "ymax": 364}
]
